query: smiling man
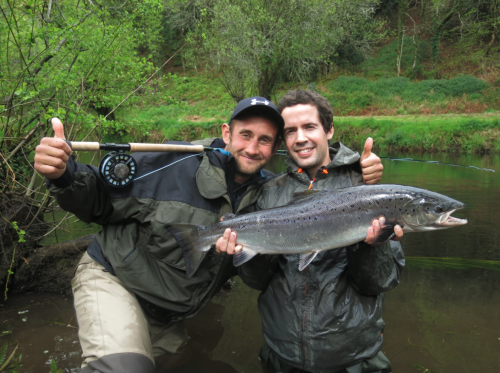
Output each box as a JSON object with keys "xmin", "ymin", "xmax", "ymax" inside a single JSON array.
[
  {"xmin": 34, "ymin": 97, "xmax": 283, "ymax": 373},
  {"xmin": 218, "ymin": 90, "xmax": 405, "ymax": 373}
]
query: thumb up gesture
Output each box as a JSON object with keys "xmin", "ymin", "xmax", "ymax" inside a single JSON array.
[
  {"xmin": 360, "ymin": 138, "xmax": 383, "ymax": 185},
  {"xmin": 34, "ymin": 118, "xmax": 72, "ymax": 179}
]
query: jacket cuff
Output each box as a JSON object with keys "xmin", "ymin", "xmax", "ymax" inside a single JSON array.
[{"xmin": 46, "ymin": 156, "xmax": 76, "ymax": 188}]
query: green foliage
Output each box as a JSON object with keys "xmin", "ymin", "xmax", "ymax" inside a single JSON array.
[
  {"xmin": 0, "ymin": 343, "xmax": 22, "ymax": 372},
  {"xmin": 10, "ymin": 222, "xmax": 25, "ymax": 243},
  {"xmin": 50, "ymin": 359, "xmax": 63, "ymax": 373},
  {"xmin": 326, "ymin": 75, "xmax": 488, "ymax": 114},
  {"xmin": 361, "ymin": 38, "xmax": 432, "ymax": 78},
  {"xmin": 169, "ymin": 0, "xmax": 383, "ymax": 100}
]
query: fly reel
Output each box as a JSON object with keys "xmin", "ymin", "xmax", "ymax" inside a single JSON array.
[{"xmin": 99, "ymin": 151, "xmax": 137, "ymax": 187}]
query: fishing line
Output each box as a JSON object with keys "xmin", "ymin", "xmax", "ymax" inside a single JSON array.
[
  {"xmin": 379, "ymin": 157, "xmax": 495, "ymax": 173},
  {"xmin": 275, "ymin": 150, "xmax": 495, "ymax": 172},
  {"xmin": 134, "ymin": 153, "xmax": 199, "ymax": 182}
]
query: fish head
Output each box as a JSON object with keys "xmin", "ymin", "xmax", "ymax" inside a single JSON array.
[{"xmin": 399, "ymin": 192, "xmax": 467, "ymax": 232}]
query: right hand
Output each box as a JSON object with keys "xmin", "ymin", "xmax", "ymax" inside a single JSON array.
[
  {"xmin": 34, "ymin": 118, "xmax": 72, "ymax": 179},
  {"xmin": 216, "ymin": 228, "xmax": 242, "ymax": 255}
]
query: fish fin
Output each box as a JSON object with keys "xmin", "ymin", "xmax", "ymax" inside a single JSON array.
[
  {"xmin": 372, "ymin": 223, "xmax": 397, "ymax": 245},
  {"xmin": 220, "ymin": 213, "xmax": 237, "ymax": 221},
  {"xmin": 233, "ymin": 248, "xmax": 258, "ymax": 267},
  {"xmin": 166, "ymin": 223, "xmax": 210, "ymax": 278},
  {"xmin": 287, "ymin": 190, "xmax": 327, "ymax": 205},
  {"xmin": 298, "ymin": 252, "xmax": 319, "ymax": 271}
]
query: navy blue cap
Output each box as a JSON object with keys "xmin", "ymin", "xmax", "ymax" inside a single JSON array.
[{"xmin": 230, "ymin": 97, "xmax": 284, "ymax": 130}]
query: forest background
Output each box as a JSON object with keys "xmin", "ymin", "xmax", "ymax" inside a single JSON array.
[{"xmin": 0, "ymin": 0, "xmax": 499, "ymax": 300}]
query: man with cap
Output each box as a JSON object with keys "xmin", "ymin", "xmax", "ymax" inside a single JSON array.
[{"xmin": 34, "ymin": 96, "xmax": 383, "ymax": 372}]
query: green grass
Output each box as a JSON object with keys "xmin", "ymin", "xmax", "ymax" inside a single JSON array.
[
  {"xmin": 321, "ymin": 75, "xmax": 490, "ymax": 115},
  {"xmin": 334, "ymin": 115, "xmax": 500, "ymax": 153},
  {"xmin": 111, "ymin": 72, "xmax": 235, "ymax": 142}
]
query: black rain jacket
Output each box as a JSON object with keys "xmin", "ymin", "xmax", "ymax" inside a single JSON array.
[{"xmin": 249, "ymin": 142, "xmax": 405, "ymax": 373}]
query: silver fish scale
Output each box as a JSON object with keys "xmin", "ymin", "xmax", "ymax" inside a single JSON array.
[
  {"xmin": 197, "ymin": 185, "xmax": 461, "ymax": 256},
  {"xmin": 198, "ymin": 185, "xmax": 422, "ymax": 255}
]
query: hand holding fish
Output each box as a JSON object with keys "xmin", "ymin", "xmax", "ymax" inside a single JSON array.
[
  {"xmin": 216, "ymin": 217, "xmax": 403, "ymax": 255},
  {"xmin": 365, "ymin": 217, "xmax": 403, "ymax": 244},
  {"xmin": 34, "ymin": 118, "xmax": 72, "ymax": 179},
  {"xmin": 360, "ymin": 138, "xmax": 383, "ymax": 185}
]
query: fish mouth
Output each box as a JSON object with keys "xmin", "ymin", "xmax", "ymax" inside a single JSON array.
[{"xmin": 436, "ymin": 209, "xmax": 468, "ymax": 227}]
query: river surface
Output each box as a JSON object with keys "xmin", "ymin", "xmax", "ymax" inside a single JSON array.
[{"xmin": 1, "ymin": 152, "xmax": 499, "ymax": 372}]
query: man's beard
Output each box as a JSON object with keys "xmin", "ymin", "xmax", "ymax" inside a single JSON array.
[{"xmin": 234, "ymin": 154, "xmax": 263, "ymax": 178}]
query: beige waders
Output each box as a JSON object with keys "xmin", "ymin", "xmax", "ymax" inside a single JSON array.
[{"xmin": 72, "ymin": 252, "xmax": 188, "ymax": 371}]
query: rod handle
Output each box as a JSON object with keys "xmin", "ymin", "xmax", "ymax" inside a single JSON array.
[
  {"xmin": 128, "ymin": 143, "xmax": 205, "ymax": 152},
  {"xmin": 66, "ymin": 141, "xmax": 100, "ymax": 151}
]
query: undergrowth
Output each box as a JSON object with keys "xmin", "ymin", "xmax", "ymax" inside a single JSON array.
[{"xmin": 334, "ymin": 116, "xmax": 500, "ymax": 153}]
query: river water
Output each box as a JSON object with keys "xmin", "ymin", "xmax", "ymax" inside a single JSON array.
[{"xmin": 1, "ymin": 152, "xmax": 499, "ymax": 372}]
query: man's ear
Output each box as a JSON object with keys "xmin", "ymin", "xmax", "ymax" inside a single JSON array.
[
  {"xmin": 326, "ymin": 125, "xmax": 334, "ymax": 141},
  {"xmin": 221, "ymin": 123, "xmax": 231, "ymax": 148}
]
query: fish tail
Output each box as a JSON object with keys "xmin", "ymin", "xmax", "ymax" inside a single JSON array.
[{"xmin": 166, "ymin": 223, "xmax": 211, "ymax": 278}]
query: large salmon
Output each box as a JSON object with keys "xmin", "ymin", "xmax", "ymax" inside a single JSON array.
[{"xmin": 167, "ymin": 184, "xmax": 467, "ymax": 277}]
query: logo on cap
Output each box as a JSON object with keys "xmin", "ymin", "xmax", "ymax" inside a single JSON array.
[{"xmin": 251, "ymin": 98, "xmax": 269, "ymax": 106}]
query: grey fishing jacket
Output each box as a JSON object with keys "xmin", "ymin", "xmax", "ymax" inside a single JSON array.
[
  {"xmin": 47, "ymin": 138, "xmax": 271, "ymax": 323},
  {"xmin": 251, "ymin": 142, "xmax": 405, "ymax": 373}
]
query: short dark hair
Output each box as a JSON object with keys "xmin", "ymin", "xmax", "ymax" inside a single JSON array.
[{"xmin": 277, "ymin": 89, "xmax": 333, "ymax": 133}]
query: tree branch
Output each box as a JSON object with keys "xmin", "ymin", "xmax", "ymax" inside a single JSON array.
[
  {"xmin": 30, "ymin": 38, "xmax": 67, "ymax": 78},
  {"xmin": 45, "ymin": 0, "xmax": 53, "ymax": 23}
]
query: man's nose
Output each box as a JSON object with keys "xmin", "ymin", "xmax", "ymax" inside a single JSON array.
[
  {"xmin": 296, "ymin": 128, "xmax": 307, "ymax": 143},
  {"xmin": 246, "ymin": 140, "xmax": 259, "ymax": 155}
]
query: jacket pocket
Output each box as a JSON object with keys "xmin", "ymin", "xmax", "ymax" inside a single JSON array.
[
  {"xmin": 146, "ymin": 201, "xmax": 220, "ymax": 271},
  {"xmin": 147, "ymin": 219, "xmax": 186, "ymax": 270}
]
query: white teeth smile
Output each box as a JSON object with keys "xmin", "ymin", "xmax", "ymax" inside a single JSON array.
[{"xmin": 297, "ymin": 148, "xmax": 313, "ymax": 154}]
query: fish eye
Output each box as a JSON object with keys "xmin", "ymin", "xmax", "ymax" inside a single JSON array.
[{"xmin": 435, "ymin": 205, "xmax": 444, "ymax": 213}]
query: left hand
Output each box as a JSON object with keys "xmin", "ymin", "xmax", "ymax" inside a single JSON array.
[
  {"xmin": 364, "ymin": 217, "xmax": 403, "ymax": 245},
  {"xmin": 360, "ymin": 138, "xmax": 383, "ymax": 185},
  {"xmin": 216, "ymin": 228, "xmax": 242, "ymax": 255}
]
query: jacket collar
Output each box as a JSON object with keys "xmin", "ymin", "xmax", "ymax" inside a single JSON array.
[
  {"xmin": 196, "ymin": 140, "xmax": 267, "ymax": 200},
  {"xmin": 285, "ymin": 142, "xmax": 361, "ymax": 178}
]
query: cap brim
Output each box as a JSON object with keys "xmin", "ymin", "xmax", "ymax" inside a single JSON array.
[{"xmin": 232, "ymin": 105, "xmax": 284, "ymax": 130}]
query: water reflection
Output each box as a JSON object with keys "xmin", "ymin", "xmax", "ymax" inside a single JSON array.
[
  {"xmin": 384, "ymin": 258, "xmax": 500, "ymax": 372},
  {"xmin": 4, "ymin": 152, "xmax": 499, "ymax": 372},
  {"xmin": 156, "ymin": 303, "xmax": 239, "ymax": 373},
  {"xmin": 0, "ymin": 293, "xmax": 81, "ymax": 372}
]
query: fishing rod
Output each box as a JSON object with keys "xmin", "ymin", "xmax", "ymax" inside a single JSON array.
[
  {"xmin": 66, "ymin": 141, "xmax": 495, "ymax": 188},
  {"xmin": 66, "ymin": 141, "xmax": 221, "ymax": 187}
]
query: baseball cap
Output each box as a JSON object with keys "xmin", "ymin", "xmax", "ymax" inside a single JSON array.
[{"xmin": 229, "ymin": 97, "xmax": 284, "ymax": 130}]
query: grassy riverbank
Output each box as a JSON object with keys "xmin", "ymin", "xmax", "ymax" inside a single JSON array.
[
  {"xmin": 335, "ymin": 115, "xmax": 500, "ymax": 153},
  {"xmin": 106, "ymin": 71, "xmax": 500, "ymax": 153}
]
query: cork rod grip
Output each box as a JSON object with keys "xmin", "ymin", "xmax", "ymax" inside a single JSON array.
[
  {"xmin": 128, "ymin": 143, "xmax": 205, "ymax": 152},
  {"xmin": 67, "ymin": 141, "xmax": 100, "ymax": 151}
]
